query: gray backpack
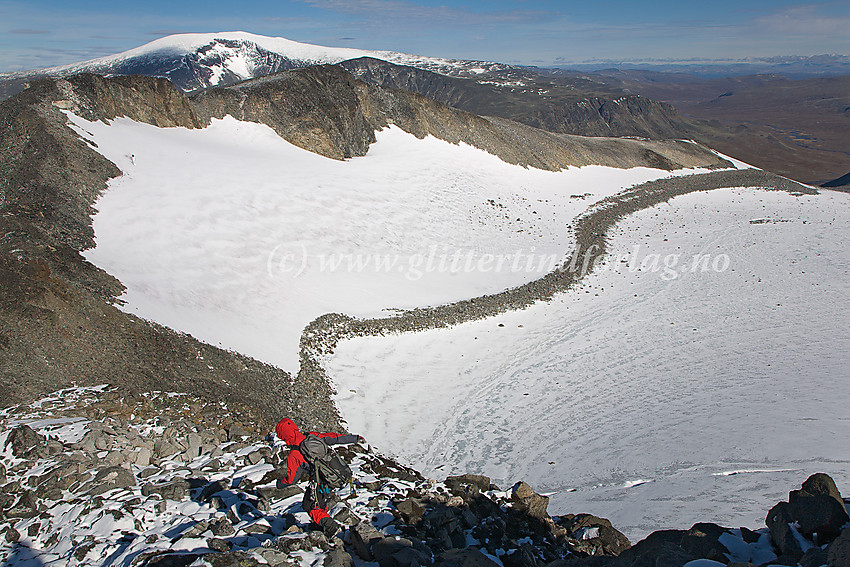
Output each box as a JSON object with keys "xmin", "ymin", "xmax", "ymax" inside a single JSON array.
[{"xmin": 298, "ymin": 434, "xmax": 352, "ymax": 489}]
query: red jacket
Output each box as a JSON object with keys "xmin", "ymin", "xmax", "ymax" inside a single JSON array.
[
  {"xmin": 280, "ymin": 431, "xmax": 358, "ymax": 484},
  {"xmin": 275, "ymin": 418, "xmax": 359, "ymax": 485}
]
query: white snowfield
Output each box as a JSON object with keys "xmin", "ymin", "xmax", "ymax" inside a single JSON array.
[
  {"xmin": 70, "ymin": 110, "xmax": 850, "ymax": 542},
  {"xmin": 326, "ymin": 187, "xmax": 850, "ymax": 540},
  {"xmin": 69, "ymin": 113, "xmax": 707, "ymax": 371}
]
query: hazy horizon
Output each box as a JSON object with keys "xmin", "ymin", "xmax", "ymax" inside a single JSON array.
[{"xmin": 1, "ymin": 0, "xmax": 848, "ymax": 74}]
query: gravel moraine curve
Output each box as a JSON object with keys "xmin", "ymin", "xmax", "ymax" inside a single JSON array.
[{"xmin": 294, "ymin": 168, "xmax": 817, "ymax": 416}]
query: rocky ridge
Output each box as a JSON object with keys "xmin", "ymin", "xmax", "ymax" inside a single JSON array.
[
  {"xmin": 2, "ymin": 387, "xmax": 848, "ymax": 567},
  {"xmin": 339, "ymin": 57, "xmax": 693, "ymax": 140}
]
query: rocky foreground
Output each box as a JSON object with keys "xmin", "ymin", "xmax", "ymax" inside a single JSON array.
[{"xmin": 1, "ymin": 386, "xmax": 848, "ymax": 567}]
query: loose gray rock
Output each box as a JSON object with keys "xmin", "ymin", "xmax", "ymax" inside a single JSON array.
[
  {"xmin": 141, "ymin": 479, "xmax": 190, "ymax": 501},
  {"xmin": 397, "ymin": 498, "xmax": 426, "ymax": 524},
  {"xmin": 324, "ymin": 548, "xmax": 354, "ymax": 567},
  {"xmin": 436, "ymin": 548, "xmax": 501, "ymax": 567},
  {"xmin": 207, "ymin": 537, "xmax": 233, "ymax": 552},
  {"xmin": 87, "ymin": 466, "xmax": 136, "ymax": 496},
  {"xmin": 7, "ymin": 425, "xmax": 47, "ymax": 459},
  {"xmin": 351, "ymin": 521, "xmax": 385, "ymax": 560},
  {"xmin": 445, "ymin": 474, "xmax": 491, "ymax": 494},
  {"xmin": 510, "ymin": 482, "xmax": 549, "ymax": 520},
  {"xmin": 6, "ymin": 490, "xmax": 39, "ymax": 519}
]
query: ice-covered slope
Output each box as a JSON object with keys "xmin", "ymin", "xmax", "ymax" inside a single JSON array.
[
  {"xmin": 324, "ymin": 186, "xmax": 850, "ymax": 540},
  {"xmin": 67, "ymin": 112, "xmax": 710, "ymax": 372}
]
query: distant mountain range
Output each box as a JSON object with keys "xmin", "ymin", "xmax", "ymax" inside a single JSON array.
[{"xmin": 554, "ymin": 54, "xmax": 850, "ymax": 78}]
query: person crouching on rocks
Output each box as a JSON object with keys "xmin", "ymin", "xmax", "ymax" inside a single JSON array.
[{"xmin": 274, "ymin": 418, "xmax": 362, "ymax": 538}]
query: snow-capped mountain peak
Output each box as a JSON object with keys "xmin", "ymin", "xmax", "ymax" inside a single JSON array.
[{"xmin": 1, "ymin": 32, "xmax": 507, "ymax": 92}]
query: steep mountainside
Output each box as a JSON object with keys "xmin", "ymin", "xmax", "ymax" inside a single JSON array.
[
  {"xmin": 573, "ymin": 70, "xmax": 850, "ymax": 184},
  {"xmin": 340, "ymin": 58, "xmax": 693, "ymax": 140}
]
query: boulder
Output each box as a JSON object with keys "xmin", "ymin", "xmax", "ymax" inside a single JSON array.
[
  {"xmin": 397, "ymin": 498, "xmax": 426, "ymax": 524},
  {"xmin": 828, "ymin": 529, "xmax": 850, "ymax": 567},
  {"xmin": 7, "ymin": 425, "xmax": 47, "ymax": 459},
  {"xmin": 767, "ymin": 473, "xmax": 849, "ymax": 556},
  {"xmin": 558, "ymin": 514, "xmax": 631, "ymax": 556},
  {"xmin": 502, "ymin": 544, "xmax": 539, "ymax": 567},
  {"xmin": 6, "ymin": 489, "xmax": 39, "ymax": 519},
  {"xmin": 445, "ymin": 474, "xmax": 491, "ymax": 495},
  {"xmin": 788, "ymin": 474, "xmax": 849, "ymax": 543},
  {"xmin": 435, "ymin": 548, "xmax": 501, "ymax": 567},
  {"xmin": 324, "ymin": 548, "xmax": 354, "ymax": 567},
  {"xmin": 256, "ymin": 484, "xmax": 304, "ymax": 500},
  {"xmin": 510, "ymin": 482, "xmax": 549, "ymax": 520},
  {"xmin": 766, "ymin": 502, "xmax": 803, "ymax": 560},
  {"xmin": 372, "ymin": 537, "xmax": 428, "ymax": 567},
  {"xmin": 198, "ymin": 480, "xmax": 228, "ymax": 502},
  {"xmin": 351, "ymin": 521, "xmax": 386, "ymax": 560},
  {"xmin": 801, "ymin": 472, "xmax": 844, "ymax": 503},
  {"xmin": 87, "ymin": 466, "xmax": 136, "ymax": 496},
  {"xmin": 616, "ymin": 524, "xmax": 733, "ymax": 567},
  {"xmin": 141, "ymin": 479, "xmax": 191, "ymax": 501}
]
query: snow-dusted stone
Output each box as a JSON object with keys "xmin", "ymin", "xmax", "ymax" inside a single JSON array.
[
  {"xmin": 141, "ymin": 479, "xmax": 190, "ymax": 500},
  {"xmin": 135, "ymin": 446, "xmax": 153, "ymax": 466},
  {"xmin": 324, "ymin": 548, "xmax": 354, "ymax": 567},
  {"xmin": 445, "ymin": 474, "xmax": 491, "ymax": 494},
  {"xmin": 396, "ymin": 498, "xmax": 426, "ymax": 524},
  {"xmin": 7, "ymin": 424, "xmax": 47, "ymax": 458},
  {"xmin": 373, "ymin": 536, "xmax": 432, "ymax": 567},
  {"xmin": 510, "ymin": 482, "xmax": 549, "ymax": 520},
  {"xmin": 6, "ymin": 490, "xmax": 39, "ymax": 519},
  {"xmin": 186, "ymin": 432, "xmax": 202, "ymax": 458},
  {"xmin": 209, "ymin": 517, "xmax": 235, "ymax": 537},
  {"xmin": 199, "ymin": 479, "xmax": 229, "ymax": 502},
  {"xmin": 247, "ymin": 449, "xmax": 266, "ymax": 465},
  {"xmin": 256, "ymin": 484, "xmax": 304, "ymax": 501},
  {"xmin": 0, "ymin": 462, "xmax": 6, "ymax": 484},
  {"xmin": 4, "ymin": 526, "xmax": 20, "ymax": 543},
  {"xmin": 257, "ymin": 547, "xmax": 294, "ymax": 566},
  {"xmin": 351, "ymin": 521, "xmax": 385, "ymax": 560},
  {"xmin": 207, "ymin": 537, "xmax": 233, "ymax": 552},
  {"xmin": 436, "ymin": 548, "xmax": 501, "ymax": 567},
  {"xmin": 556, "ymin": 514, "xmax": 631, "ymax": 556},
  {"xmin": 788, "ymin": 473, "xmax": 849, "ymax": 542}
]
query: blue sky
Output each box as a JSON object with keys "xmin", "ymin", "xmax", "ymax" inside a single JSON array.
[{"xmin": 1, "ymin": 0, "xmax": 848, "ymax": 72}]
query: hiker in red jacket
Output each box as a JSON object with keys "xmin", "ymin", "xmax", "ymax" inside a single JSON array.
[{"xmin": 275, "ymin": 418, "xmax": 362, "ymax": 537}]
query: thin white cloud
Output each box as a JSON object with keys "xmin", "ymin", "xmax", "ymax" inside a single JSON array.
[{"xmin": 755, "ymin": 3, "xmax": 850, "ymax": 36}]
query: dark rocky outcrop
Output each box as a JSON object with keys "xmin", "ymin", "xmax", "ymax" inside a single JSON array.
[{"xmin": 766, "ymin": 473, "xmax": 849, "ymax": 560}]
